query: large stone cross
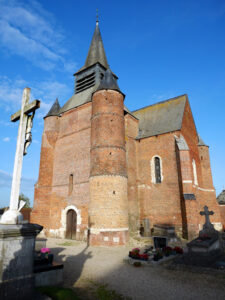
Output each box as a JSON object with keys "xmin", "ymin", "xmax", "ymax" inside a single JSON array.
[
  {"xmin": 0, "ymin": 88, "xmax": 40, "ymax": 224},
  {"xmin": 200, "ymin": 206, "xmax": 214, "ymax": 228}
]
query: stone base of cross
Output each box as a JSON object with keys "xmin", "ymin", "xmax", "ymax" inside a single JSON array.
[{"xmin": 0, "ymin": 88, "xmax": 40, "ymax": 224}]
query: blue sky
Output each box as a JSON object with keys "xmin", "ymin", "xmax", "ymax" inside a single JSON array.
[{"xmin": 0, "ymin": 0, "xmax": 225, "ymax": 207}]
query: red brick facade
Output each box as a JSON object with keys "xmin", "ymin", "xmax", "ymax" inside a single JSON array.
[{"xmin": 31, "ymin": 93, "xmax": 223, "ymax": 244}]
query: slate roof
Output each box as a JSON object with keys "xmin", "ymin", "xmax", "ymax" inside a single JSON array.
[
  {"xmin": 132, "ymin": 94, "xmax": 187, "ymax": 139},
  {"xmin": 217, "ymin": 190, "xmax": 225, "ymax": 204},
  {"xmin": 198, "ymin": 134, "xmax": 208, "ymax": 147},
  {"xmin": 175, "ymin": 134, "xmax": 189, "ymax": 150},
  {"xmin": 59, "ymin": 85, "xmax": 96, "ymax": 113},
  {"xmin": 59, "ymin": 85, "xmax": 132, "ymax": 116},
  {"xmin": 75, "ymin": 21, "xmax": 108, "ymax": 75},
  {"xmin": 45, "ymin": 98, "xmax": 61, "ymax": 118},
  {"xmin": 96, "ymin": 69, "xmax": 123, "ymax": 95}
]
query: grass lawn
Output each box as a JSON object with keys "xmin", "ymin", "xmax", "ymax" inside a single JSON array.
[{"xmin": 37, "ymin": 286, "xmax": 79, "ymax": 300}]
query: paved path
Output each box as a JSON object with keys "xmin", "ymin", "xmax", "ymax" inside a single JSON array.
[{"xmin": 47, "ymin": 238, "xmax": 225, "ymax": 300}]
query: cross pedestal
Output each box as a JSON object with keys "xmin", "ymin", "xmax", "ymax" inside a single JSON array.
[{"xmin": 0, "ymin": 88, "xmax": 40, "ymax": 224}]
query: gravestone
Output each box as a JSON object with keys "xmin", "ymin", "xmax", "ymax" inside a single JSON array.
[
  {"xmin": 143, "ymin": 218, "xmax": 151, "ymax": 237},
  {"xmin": 184, "ymin": 206, "xmax": 223, "ymax": 266},
  {"xmin": 153, "ymin": 224, "xmax": 178, "ymax": 247},
  {"xmin": 153, "ymin": 224, "xmax": 176, "ymax": 237},
  {"xmin": 0, "ymin": 223, "xmax": 43, "ymax": 299},
  {"xmin": 154, "ymin": 236, "xmax": 167, "ymax": 249}
]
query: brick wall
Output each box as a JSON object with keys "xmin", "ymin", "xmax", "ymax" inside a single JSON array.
[
  {"xmin": 219, "ymin": 205, "xmax": 225, "ymax": 229},
  {"xmin": 125, "ymin": 114, "xmax": 140, "ymax": 234},
  {"xmin": 31, "ymin": 103, "xmax": 92, "ymax": 239},
  {"xmin": 136, "ymin": 131, "xmax": 183, "ymax": 235},
  {"xmin": 180, "ymin": 99, "xmax": 222, "ymax": 236}
]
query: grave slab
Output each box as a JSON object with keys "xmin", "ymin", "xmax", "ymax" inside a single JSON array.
[{"xmin": 0, "ymin": 223, "xmax": 42, "ymax": 300}]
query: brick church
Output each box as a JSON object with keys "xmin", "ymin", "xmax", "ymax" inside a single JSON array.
[{"xmin": 31, "ymin": 21, "xmax": 223, "ymax": 245}]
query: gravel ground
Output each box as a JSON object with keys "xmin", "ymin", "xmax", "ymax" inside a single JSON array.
[{"xmin": 46, "ymin": 238, "xmax": 225, "ymax": 300}]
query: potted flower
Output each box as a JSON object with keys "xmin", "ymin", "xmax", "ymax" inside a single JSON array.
[
  {"xmin": 129, "ymin": 248, "xmax": 140, "ymax": 259},
  {"xmin": 163, "ymin": 246, "xmax": 172, "ymax": 257},
  {"xmin": 40, "ymin": 248, "xmax": 54, "ymax": 264},
  {"xmin": 139, "ymin": 253, "xmax": 149, "ymax": 261},
  {"xmin": 153, "ymin": 249, "xmax": 163, "ymax": 261},
  {"xmin": 173, "ymin": 246, "xmax": 183, "ymax": 254},
  {"xmin": 133, "ymin": 261, "xmax": 142, "ymax": 267}
]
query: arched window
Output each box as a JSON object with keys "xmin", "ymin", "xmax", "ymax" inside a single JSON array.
[
  {"xmin": 155, "ymin": 157, "xmax": 161, "ymax": 183},
  {"xmin": 151, "ymin": 156, "xmax": 163, "ymax": 184},
  {"xmin": 192, "ymin": 159, "xmax": 198, "ymax": 186}
]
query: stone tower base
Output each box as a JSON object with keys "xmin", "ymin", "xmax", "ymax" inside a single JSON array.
[{"xmin": 89, "ymin": 228, "xmax": 129, "ymax": 246}]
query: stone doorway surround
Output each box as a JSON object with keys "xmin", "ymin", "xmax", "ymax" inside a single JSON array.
[{"xmin": 61, "ymin": 205, "xmax": 81, "ymax": 239}]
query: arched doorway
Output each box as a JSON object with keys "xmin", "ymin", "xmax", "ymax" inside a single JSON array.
[{"xmin": 66, "ymin": 209, "xmax": 77, "ymax": 239}]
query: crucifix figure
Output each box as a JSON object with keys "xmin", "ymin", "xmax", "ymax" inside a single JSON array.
[
  {"xmin": 200, "ymin": 205, "xmax": 214, "ymax": 230},
  {"xmin": 0, "ymin": 88, "xmax": 40, "ymax": 224}
]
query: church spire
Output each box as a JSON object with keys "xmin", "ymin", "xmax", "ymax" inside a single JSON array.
[
  {"xmin": 44, "ymin": 98, "xmax": 60, "ymax": 118},
  {"xmin": 76, "ymin": 21, "xmax": 109, "ymax": 74}
]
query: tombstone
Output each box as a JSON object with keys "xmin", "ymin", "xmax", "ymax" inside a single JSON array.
[
  {"xmin": 184, "ymin": 206, "xmax": 224, "ymax": 266},
  {"xmin": 143, "ymin": 218, "xmax": 151, "ymax": 237},
  {"xmin": 153, "ymin": 224, "xmax": 176, "ymax": 238},
  {"xmin": 0, "ymin": 88, "xmax": 43, "ymax": 300},
  {"xmin": 154, "ymin": 236, "xmax": 167, "ymax": 249},
  {"xmin": 0, "ymin": 223, "xmax": 43, "ymax": 299}
]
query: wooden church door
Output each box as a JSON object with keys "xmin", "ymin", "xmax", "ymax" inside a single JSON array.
[{"xmin": 66, "ymin": 209, "xmax": 77, "ymax": 239}]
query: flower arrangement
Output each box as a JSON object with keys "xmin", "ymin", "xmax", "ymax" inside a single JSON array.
[
  {"xmin": 133, "ymin": 261, "xmax": 142, "ymax": 267},
  {"xmin": 173, "ymin": 246, "xmax": 183, "ymax": 254},
  {"xmin": 129, "ymin": 248, "xmax": 149, "ymax": 261},
  {"xmin": 153, "ymin": 249, "xmax": 163, "ymax": 261},
  {"xmin": 41, "ymin": 248, "xmax": 51, "ymax": 254},
  {"xmin": 40, "ymin": 248, "xmax": 51, "ymax": 259},
  {"xmin": 162, "ymin": 246, "xmax": 173, "ymax": 256},
  {"xmin": 39, "ymin": 248, "xmax": 54, "ymax": 265}
]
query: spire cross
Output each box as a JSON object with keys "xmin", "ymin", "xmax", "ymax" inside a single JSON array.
[
  {"xmin": 200, "ymin": 206, "xmax": 214, "ymax": 227},
  {"xmin": 96, "ymin": 8, "xmax": 99, "ymax": 23}
]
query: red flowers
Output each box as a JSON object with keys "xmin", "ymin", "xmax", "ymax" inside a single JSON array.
[
  {"xmin": 129, "ymin": 248, "xmax": 148, "ymax": 261},
  {"xmin": 173, "ymin": 246, "xmax": 183, "ymax": 254},
  {"xmin": 139, "ymin": 253, "xmax": 148, "ymax": 259}
]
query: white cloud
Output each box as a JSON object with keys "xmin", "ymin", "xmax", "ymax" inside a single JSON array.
[
  {"xmin": 0, "ymin": 0, "xmax": 75, "ymax": 72},
  {"xmin": 0, "ymin": 169, "xmax": 35, "ymax": 190},
  {"xmin": 0, "ymin": 120, "xmax": 16, "ymax": 127},
  {"xmin": 3, "ymin": 137, "xmax": 10, "ymax": 142},
  {"xmin": 32, "ymin": 139, "xmax": 39, "ymax": 144},
  {"xmin": 0, "ymin": 76, "xmax": 72, "ymax": 118},
  {"xmin": 152, "ymin": 92, "xmax": 175, "ymax": 102}
]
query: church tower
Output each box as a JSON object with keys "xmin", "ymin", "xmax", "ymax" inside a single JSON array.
[{"xmin": 89, "ymin": 69, "xmax": 129, "ymax": 246}]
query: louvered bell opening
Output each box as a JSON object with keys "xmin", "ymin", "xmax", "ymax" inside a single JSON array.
[{"xmin": 76, "ymin": 72, "xmax": 95, "ymax": 94}]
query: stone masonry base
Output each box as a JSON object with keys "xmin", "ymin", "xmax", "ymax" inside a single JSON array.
[{"xmin": 89, "ymin": 230, "xmax": 129, "ymax": 246}]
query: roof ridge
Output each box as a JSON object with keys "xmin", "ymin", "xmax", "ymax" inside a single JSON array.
[{"xmin": 132, "ymin": 94, "xmax": 187, "ymax": 113}]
